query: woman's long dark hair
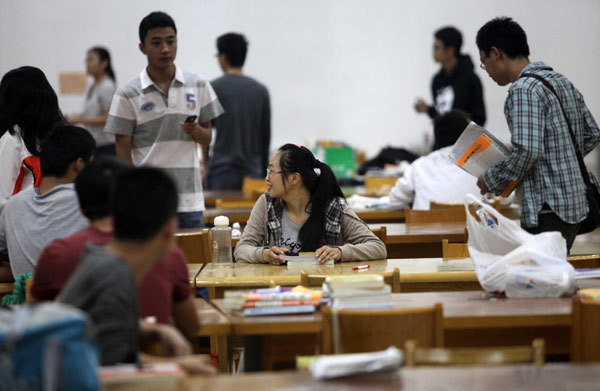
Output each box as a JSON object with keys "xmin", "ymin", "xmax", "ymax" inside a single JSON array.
[
  {"xmin": 277, "ymin": 144, "xmax": 344, "ymax": 251},
  {"xmin": 0, "ymin": 66, "xmax": 64, "ymax": 155},
  {"xmin": 89, "ymin": 46, "xmax": 116, "ymax": 82}
]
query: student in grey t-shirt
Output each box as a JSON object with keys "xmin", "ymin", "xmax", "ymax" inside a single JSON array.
[
  {"xmin": 0, "ymin": 124, "xmax": 95, "ymax": 279},
  {"xmin": 207, "ymin": 33, "xmax": 271, "ymax": 190}
]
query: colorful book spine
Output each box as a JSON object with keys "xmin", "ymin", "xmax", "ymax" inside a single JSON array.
[{"xmin": 241, "ymin": 299, "xmax": 321, "ymax": 308}]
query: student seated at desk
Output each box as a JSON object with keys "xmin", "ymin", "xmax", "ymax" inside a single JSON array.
[
  {"xmin": 389, "ymin": 110, "xmax": 481, "ymax": 210},
  {"xmin": 30, "ymin": 157, "xmax": 200, "ymax": 343},
  {"xmin": 0, "ymin": 124, "xmax": 94, "ymax": 281},
  {"xmin": 59, "ymin": 167, "xmax": 215, "ymax": 373},
  {"xmin": 235, "ymin": 144, "xmax": 386, "ymax": 264}
]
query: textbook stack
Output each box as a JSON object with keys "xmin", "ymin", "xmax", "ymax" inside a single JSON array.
[
  {"xmin": 224, "ymin": 286, "xmax": 322, "ymax": 316},
  {"xmin": 324, "ymin": 274, "xmax": 392, "ymax": 310}
]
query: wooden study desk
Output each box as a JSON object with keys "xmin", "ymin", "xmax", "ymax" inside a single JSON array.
[
  {"xmin": 187, "ymin": 263, "xmax": 205, "ymax": 287},
  {"xmin": 210, "ymin": 291, "xmax": 572, "ymax": 371},
  {"xmin": 183, "ymin": 363, "xmax": 600, "ymax": 390},
  {"xmin": 369, "ymin": 222, "xmax": 467, "ymax": 258},
  {"xmin": 196, "ymin": 258, "xmax": 481, "ymax": 299},
  {"xmin": 205, "ymin": 207, "xmax": 406, "ymax": 226},
  {"xmin": 194, "ymin": 298, "xmax": 231, "ymax": 373}
]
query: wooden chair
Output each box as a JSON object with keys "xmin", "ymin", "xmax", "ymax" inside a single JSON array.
[
  {"xmin": 242, "ymin": 177, "xmax": 268, "ymax": 196},
  {"xmin": 567, "ymin": 254, "xmax": 600, "ymax": 269},
  {"xmin": 300, "ymin": 268, "xmax": 401, "ymax": 293},
  {"xmin": 364, "ymin": 176, "xmax": 398, "ymax": 190},
  {"xmin": 442, "ymin": 239, "xmax": 469, "ymax": 260},
  {"xmin": 215, "ymin": 198, "xmax": 256, "ymax": 209},
  {"xmin": 405, "ymin": 207, "xmax": 467, "ymax": 224},
  {"xmin": 321, "ymin": 303, "xmax": 443, "ymax": 354},
  {"xmin": 175, "ymin": 228, "xmax": 212, "ymax": 263},
  {"xmin": 371, "ymin": 226, "xmax": 387, "ymax": 243},
  {"xmin": 404, "ymin": 338, "xmax": 545, "ymax": 367},
  {"xmin": 570, "ymin": 295, "xmax": 600, "ymax": 362}
]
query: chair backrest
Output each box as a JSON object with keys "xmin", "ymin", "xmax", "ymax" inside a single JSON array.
[
  {"xmin": 405, "ymin": 207, "xmax": 467, "ymax": 224},
  {"xmin": 215, "ymin": 198, "xmax": 256, "ymax": 209},
  {"xmin": 441, "ymin": 239, "xmax": 470, "ymax": 260},
  {"xmin": 370, "ymin": 226, "xmax": 387, "ymax": 243},
  {"xmin": 571, "ymin": 295, "xmax": 600, "ymax": 362},
  {"xmin": 242, "ymin": 177, "xmax": 268, "ymax": 196},
  {"xmin": 321, "ymin": 303, "xmax": 443, "ymax": 354},
  {"xmin": 364, "ymin": 176, "xmax": 399, "ymax": 192},
  {"xmin": 301, "ymin": 268, "xmax": 401, "ymax": 293},
  {"xmin": 175, "ymin": 228, "xmax": 212, "ymax": 263},
  {"xmin": 567, "ymin": 254, "xmax": 600, "ymax": 269},
  {"xmin": 404, "ymin": 338, "xmax": 545, "ymax": 367}
]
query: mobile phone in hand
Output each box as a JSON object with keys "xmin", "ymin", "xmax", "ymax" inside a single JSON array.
[{"xmin": 184, "ymin": 115, "xmax": 197, "ymax": 123}]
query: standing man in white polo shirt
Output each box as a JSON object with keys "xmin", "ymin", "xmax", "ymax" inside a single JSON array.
[{"xmin": 104, "ymin": 11, "xmax": 224, "ymax": 228}]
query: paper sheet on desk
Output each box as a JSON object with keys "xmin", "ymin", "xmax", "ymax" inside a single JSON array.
[
  {"xmin": 347, "ymin": 194, "xmax": 390, "ymax": 210},
  {"xmin": 284, "ymin": 254, "xmax": 334, "ymax": 266}
]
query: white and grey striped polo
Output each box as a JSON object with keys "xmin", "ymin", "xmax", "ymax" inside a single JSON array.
[{"xmin": 104, "ymin": 66, "xmax": 224, "ymax": 213}]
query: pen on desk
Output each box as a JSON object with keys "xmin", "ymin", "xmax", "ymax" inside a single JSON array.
[{"xmin": 352, "ymin": 264, "xmax": 370, "ymax": 270}]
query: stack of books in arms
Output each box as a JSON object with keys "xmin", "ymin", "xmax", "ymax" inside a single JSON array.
[
  {"xmin": 323, "ymin": 275, "xmax": 392, "ymax": 310},
  {"xmin": 224, "ymin": 286, "xmax": 322, "ymax": 316}
]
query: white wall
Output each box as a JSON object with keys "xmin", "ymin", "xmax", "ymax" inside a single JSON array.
[{"xmin": 2, "ymin": 0, "xmax": 599, "ymax": 164}]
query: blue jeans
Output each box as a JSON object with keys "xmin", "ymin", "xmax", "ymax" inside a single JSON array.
[
  {"xmin": 207, "ymin": 168, "xmax": 264, "ymax": 190},
  {"xmin": 177, "ymin": 211, "xmax": 205, "ymax": 229}
]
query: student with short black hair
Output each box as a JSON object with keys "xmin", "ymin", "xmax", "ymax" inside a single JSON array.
[
  {"xmin": 0, "ymin": 124, "xmax": 95, "ymax": 280},
  {"xmin": 475, "ymin": 17, "xmax": 600, "ymax": 250},
  {"xmin": 0, "ymin": 66, "xmax": 64, "ymax": 212},
  {"xmin": 235, "ymin": 144, "xmax": 386, "ymax": 264},
  {"xmin": 207, "ymin": 32, "xmax": 271, "ymax": 190},
  {"xmin": 415, "ymin": 26, "xmax": 486, "ymax": 127},
  {"xmin": 104, "ymin": 11, "xmax": 224, "ymax": 229},
  {"xmin": 60, "ymin": 167, "xmax": 215, "ymax": 373},
  {"xmin": 31, "ymin": 156, "xmax": 199, "ymax": 341}
]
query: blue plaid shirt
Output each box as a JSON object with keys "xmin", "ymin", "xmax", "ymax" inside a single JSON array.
[{"xmin": 483, "ymin": 62, "xmax": 600, "ymax": 227}]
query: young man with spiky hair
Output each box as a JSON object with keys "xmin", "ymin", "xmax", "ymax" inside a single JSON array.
[
  {"xmin": 104, "ymin": 11, "xmax": 224, "ymax": 228},
  {"xmin": 476, "ymin": 17, "xmax": 600, "ymax": 250}
]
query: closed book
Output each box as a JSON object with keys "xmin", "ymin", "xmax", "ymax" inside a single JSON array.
[
  {"xmin": 242, "ymin": 299, "xmax": 321, "ymax": 308},
  {"xmin": 243, "ymin": 305, "xmax": 316, "ymax": 316},
  {"xmin": 244, "ymin": 291, "xmax": 319, "ymax": 301}
]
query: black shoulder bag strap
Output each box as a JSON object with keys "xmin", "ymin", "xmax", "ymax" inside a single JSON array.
[{"xmin": 520, "ymin": 70, "xmax": 600, "ymax": 232}]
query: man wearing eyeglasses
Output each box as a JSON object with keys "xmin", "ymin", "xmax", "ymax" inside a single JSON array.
[
  {"xmin": 415, "ymin": 26, "xmax": 486, "ymax": 127},
  {"xmin": 475, "ymin": 17, "xmax": 600, "ymax": 251}
]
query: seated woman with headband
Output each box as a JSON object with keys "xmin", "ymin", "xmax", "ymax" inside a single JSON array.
[{"xmin": 235, "ymin": 144, "xmax": 386, "ymax": 264}]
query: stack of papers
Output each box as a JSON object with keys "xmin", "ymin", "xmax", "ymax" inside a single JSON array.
[
  {"xmin": 324, "ymin": 275, "xmax": 392, "ymax": 310},
  {"xmin": 450, "ymin": 122, "xmax": 518, "ymax": 197},
  {"xmin": 346, "ymin": 194, "xmax": 390, "ymax": 210},
  {"xmin": 284, "ymin": 253, "xmax": 333, "ymax": 266}
]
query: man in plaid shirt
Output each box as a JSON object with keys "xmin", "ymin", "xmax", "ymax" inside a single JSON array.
[{"xmin": 475, "ymin": 17, "xmax": 600, "ymax": 250}]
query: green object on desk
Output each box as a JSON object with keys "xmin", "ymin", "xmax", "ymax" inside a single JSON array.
[{"xmin": 315, "ymin": 146, "xmax": 355, "ymax": 179}]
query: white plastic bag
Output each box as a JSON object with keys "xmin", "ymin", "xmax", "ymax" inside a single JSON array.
[{"xmin": 465, "ymin": 194, "xmax": 575, "ymax": 298}]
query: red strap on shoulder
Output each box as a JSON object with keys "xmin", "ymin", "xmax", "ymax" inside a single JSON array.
[{"xmin": 12, "ymin": 156, "xmax": 43, "ymax": 195}]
